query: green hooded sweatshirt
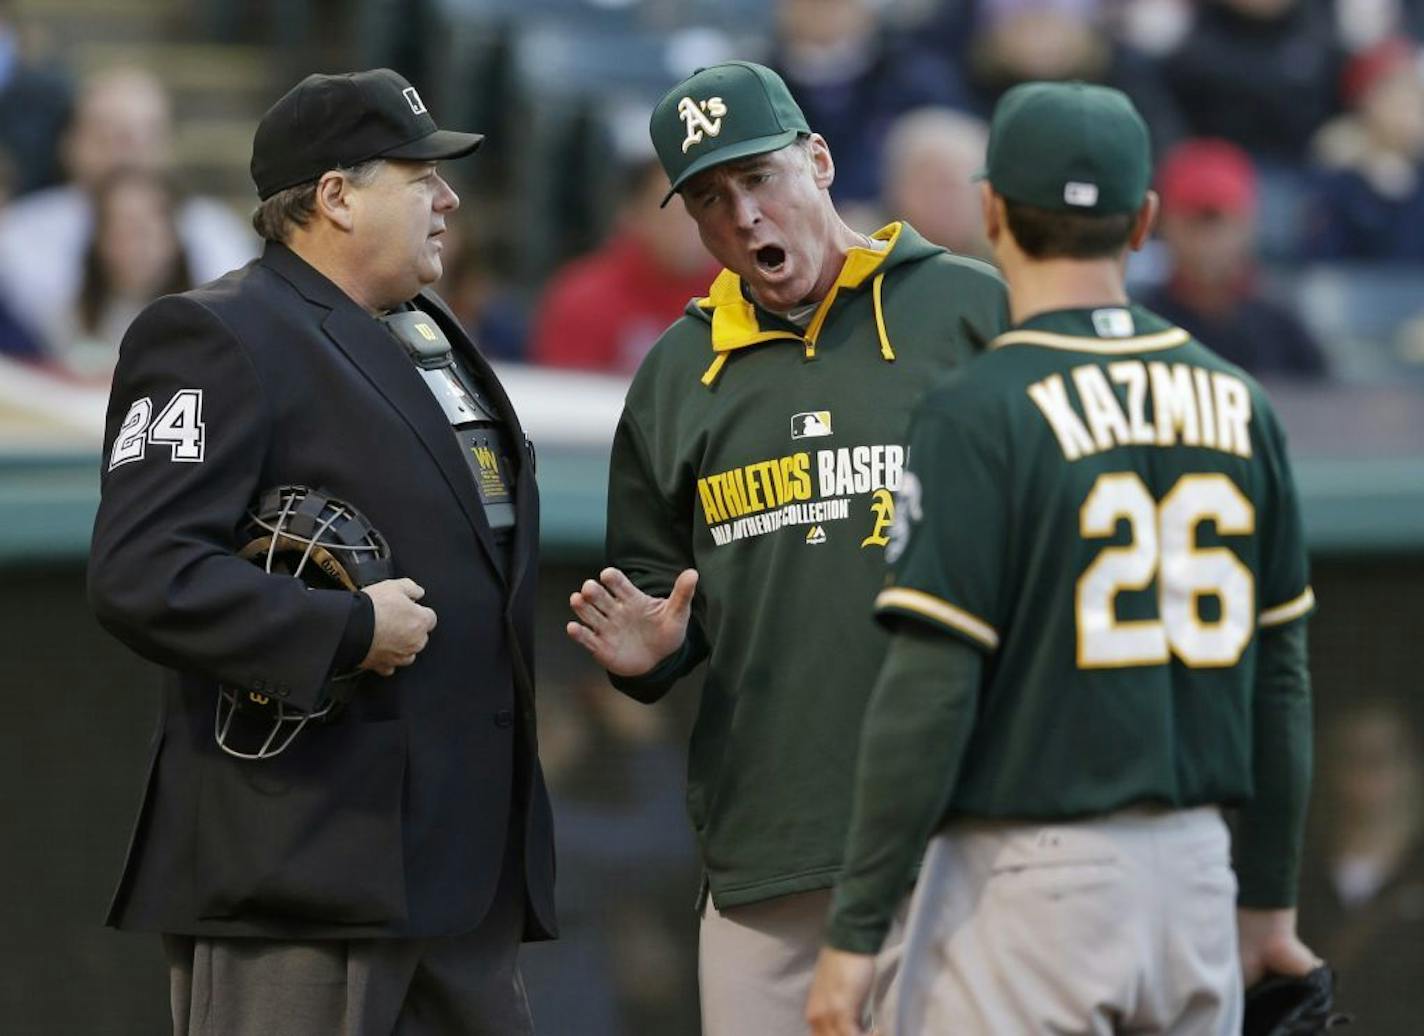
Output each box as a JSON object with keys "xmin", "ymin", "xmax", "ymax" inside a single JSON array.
[{"xmin": 606, "ymin": 222, "xmax": 1008, "ymax": 907}]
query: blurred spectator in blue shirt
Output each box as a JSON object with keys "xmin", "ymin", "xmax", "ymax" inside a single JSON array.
[
  {"xmin": 0, "ymin": 145, "xmax": 43, "ymax": 364},
  {"xmin": 435, "ymin": 209, "xmax": 529, "ymax": 363},
  {"xmin": 0, "ymin": 66, "xmax": 253, "ymax": 354},
  {"xmin": 1162, "ymin": 0, "xmax": 1344, "ymax": 165},
  {"xmin": 1142, "ymin": 138, "xmax": 1330, "ymax": 379},
  {"xmin": 1306, "ymin": 37, "xmax": 1424, "ymax": 261},
  {"xmin": 879, "ymin": 107, "xmax": 992, "ymax": 259},
  {"xmin": 0, "ymin": 0, "xmax": 72, "ymax": 196},
  {"xmin": 770, "ymin": 0, "xmax": 968, "ymax": 209}
]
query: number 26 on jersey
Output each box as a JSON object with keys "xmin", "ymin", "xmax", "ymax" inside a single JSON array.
[
  {"xmin": 1078, "ymin": 471, "xmax": 1253, "ymax": 670},
  {"xmin": 109, "ymin": 389, "xmax": 206, "ymax": 471}
]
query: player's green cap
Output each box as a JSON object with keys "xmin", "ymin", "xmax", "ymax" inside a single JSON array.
[
  {"xmin": 978, "ymin": 81, "xmax": 1151, "ymax": 215},
  {"xmin": 650, "ymin": 61, "xmax": 810, "ymax": 207}
]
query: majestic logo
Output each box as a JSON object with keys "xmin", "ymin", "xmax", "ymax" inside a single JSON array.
[
  {"xmin": 415, "ymin": 322, "xmax": 439, "ymax": 341},
  {"xmin": 678, "ymin": 96, "xmax": 728, "ymax": 153},
  {"xmin": 805, "ymin": 525, "xmax": 827, "ymax": 545},
  {"xmin": 402, "ymin": 86, "xmax": 427, "ymax": 115},
  {"xmin": 472, "ymin": 445, "xmax": 499, "ymax": 474},
  {"xmin": 791, "ymin": 411, "xmax": 833, "ymax": 439},
  {"xmin": 860, "ymin": 488, "xmax": 895, "ymax": 548}
]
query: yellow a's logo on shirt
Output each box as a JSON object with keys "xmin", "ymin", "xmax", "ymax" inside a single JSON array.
[{"xmin": 860, "ymin": 488, "xmax": 895, "ymax": 549}]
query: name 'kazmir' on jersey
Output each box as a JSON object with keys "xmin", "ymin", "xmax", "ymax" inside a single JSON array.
[{"xmin": 877, "ymin": 304, "xmax": 1315, "ymax": 820}]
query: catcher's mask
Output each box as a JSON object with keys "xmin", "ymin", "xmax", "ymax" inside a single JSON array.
[{"xmin": 216, "ymin": 485, "xmax": 393, "ymax": 760}]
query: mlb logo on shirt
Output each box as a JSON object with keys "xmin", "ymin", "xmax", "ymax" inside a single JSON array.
[
  {"xmin": 1091, "ymin": 308, "xmax": 1135, "ymax": 338},
  {"xmin": 792, "ymin": 411, "xmax": 833, "ymax": 439}
]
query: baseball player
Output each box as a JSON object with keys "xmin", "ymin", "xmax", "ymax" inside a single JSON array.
[
  {"xmin": 564, "ymin": 62, "xmax": 1008, "ymax": 1034},
  {"xmin": 806, "ymin": 82, "xmax": 1321, "ymax": 1035}
]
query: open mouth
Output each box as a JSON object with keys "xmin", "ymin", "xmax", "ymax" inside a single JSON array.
[{"xmin": 755, "ymin": 245, "xmax": 786, "ymax": 272}]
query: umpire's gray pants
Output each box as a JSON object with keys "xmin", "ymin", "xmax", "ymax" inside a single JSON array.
[
  {"xmin": 892, "ymin": 806, "xmax": 1243, "ymax": 1036},
  {"xmin": 164, "ymin": 841, "xmax": 532, "ymax": 1036}
]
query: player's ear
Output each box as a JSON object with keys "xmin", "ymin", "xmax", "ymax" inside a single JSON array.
[
  {"xmin": 980, "ymin": 183, "xmax": 1002, "ymax": 245},
  {"xmin": 805, "ymin": 134, "xmax": 835, "ymax": 191},
  {"xmin": 1128, "ymin": 190, "xmax": 1159, "ymax": 252},
  {"xmin": 313, "ymin": 169, "xmax": 357, "ymax": 232}
]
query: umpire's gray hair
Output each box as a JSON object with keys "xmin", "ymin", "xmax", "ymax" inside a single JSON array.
[{"xmin": 251, "ymin": 159, "xmax": 383, "ymax": 244}]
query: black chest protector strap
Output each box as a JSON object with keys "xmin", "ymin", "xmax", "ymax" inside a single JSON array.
[{"xmin": 378, "ymin": 309, "xmax": 517, "ymax": 540}]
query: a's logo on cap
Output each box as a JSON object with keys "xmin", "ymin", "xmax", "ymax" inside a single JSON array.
[
  {"xmin": 402, "ymin": 86, "xmax": 427, "ymax": 115},
  {"xmin": 678, "ymin": 96, "xmax": 728, "ymax": 154},
  {"xmin": 1064, "ymin": 181, "xmax": 1099, "ymax": 207}
]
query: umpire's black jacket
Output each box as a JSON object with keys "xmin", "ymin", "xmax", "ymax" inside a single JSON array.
[{"xmin": 88, "ymin": 242, "xmax": 556, "ymax": 941}]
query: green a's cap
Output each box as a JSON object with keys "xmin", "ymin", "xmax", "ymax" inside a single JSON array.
[
  {"xmin": 979, "ymin": 81, "xmax": 1151, "ymax": 215},
  {"xmin": 650, "ymin": 61, "xmax": 810, "ymax": 207}
]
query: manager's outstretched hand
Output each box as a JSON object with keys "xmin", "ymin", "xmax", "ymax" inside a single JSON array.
[{"xmin": 566, "ymin": 567, "xmax": 698, "ymax": 677}]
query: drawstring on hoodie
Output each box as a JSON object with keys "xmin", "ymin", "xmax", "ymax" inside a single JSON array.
[
  {"xmin": 872, "ymin": 273, "xmax": 894, "ymax": 361},
  {"xmin": 701, "ymin": 353, "xmax": 728, "ymax": 387}
]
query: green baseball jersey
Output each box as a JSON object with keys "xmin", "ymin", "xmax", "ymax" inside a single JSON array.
[
  {"xmin": 878, "ymin": 304, "xmax": 1315, "ymax": 819},
  {"xmin": 607, "ymin": 222, "xmax": 1009, "ymax": 907}
]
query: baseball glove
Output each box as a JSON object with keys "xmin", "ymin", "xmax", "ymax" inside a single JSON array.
[{"xmin": 1243, "ymin": 965, "xmax": 1351, "ymax": 1035}]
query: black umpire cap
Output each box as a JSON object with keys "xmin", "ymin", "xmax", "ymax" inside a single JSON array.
[{"xmin": 250, "ymin": 68, "xmax": 483, "ymax": 200}]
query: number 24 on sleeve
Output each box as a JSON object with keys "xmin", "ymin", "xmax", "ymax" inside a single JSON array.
[{"xmin": 109, "ymin": 389, "xmax": 206, "ymax": 471}]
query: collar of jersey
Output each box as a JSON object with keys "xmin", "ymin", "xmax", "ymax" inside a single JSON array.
[
  {"xmin": 695, "ymin": 221, "xmax": 904, "ymax": 367},
  {"xmin": 991, "ymin": 305, "xmax": 1189, "ymax": 354}
]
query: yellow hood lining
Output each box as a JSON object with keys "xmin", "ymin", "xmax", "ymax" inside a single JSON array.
[{"xmin": 697, "ymin": 222, "xmax": 903, "ymax": 386}]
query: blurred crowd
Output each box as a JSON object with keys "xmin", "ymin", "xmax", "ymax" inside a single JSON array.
[
  {"xmin": 0, "ymin": 2, "xmax": 1419, "ymax": 1033},
  {"xmin": 0, "ymin": 0, "xmax": 1422, "ymax": 386}
]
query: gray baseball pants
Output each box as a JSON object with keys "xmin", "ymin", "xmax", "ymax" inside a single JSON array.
[
  {"xmin": 700, "ymin": 885, "xmax": 908, "ymax": 1036},
  {"xmin": 891, "ymin": 806, "xmax": 1243, "ymax": 1036}
]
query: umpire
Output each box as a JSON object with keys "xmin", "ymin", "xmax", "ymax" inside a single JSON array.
[{"xmin": 88, "ymin": 69, "xmax": 554, "ymax": 1035}]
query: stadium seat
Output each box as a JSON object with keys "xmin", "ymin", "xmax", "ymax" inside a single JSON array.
[
  {"xmin": 1291, "ymin": 264, "xmax": 1424, "ymax": 383},
  {"xmin": 1254, "ymin": 165, "xmax": 1313, "ymax": 263}
]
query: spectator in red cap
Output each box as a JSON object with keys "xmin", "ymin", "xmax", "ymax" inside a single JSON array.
[
  {"xmin": 1306, "ymin": 37, "xmax": 1424, "ymax": 261},
  {"xmin": 1142, "ymin": 138, "xmax": 1329, "ymax": 378}
]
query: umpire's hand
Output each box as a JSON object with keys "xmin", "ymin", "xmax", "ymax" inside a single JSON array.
[{"xmin": 361, "ymin": 578, "xmax": 438, "ymax": 676}]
